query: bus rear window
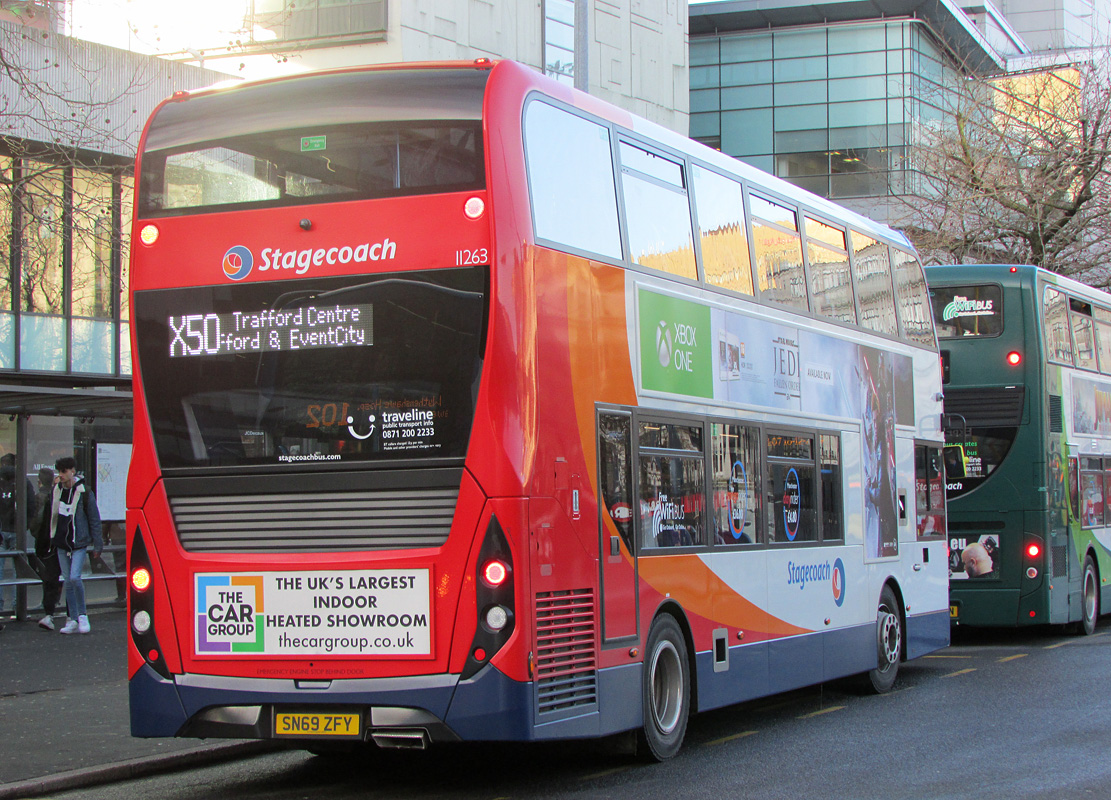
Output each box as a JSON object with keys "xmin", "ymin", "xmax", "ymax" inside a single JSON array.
[
  {"xmin": 930, "ymin": 284, "xmax": 1002, "ymax": 338},
  {"xmin": 133, "ymin": 267, "xmax": 487, "ymax": 469},
  {"xmin": 139, "ymin": 68, "xmax": 488, "ymax": 216},
  {"xmin": 943, "ymin": 427, "xmax": 1017, "ymax": 497},
  {"xmin": 141, "ymin": 122, "xmax": 484, "ymax": 215}
]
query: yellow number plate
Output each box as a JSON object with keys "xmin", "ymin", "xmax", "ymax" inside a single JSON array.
[
  {"xmin": 950, "ymin": 605, "xmax": 959, "ymax": 618},
  {"xmin": 274, "ymin": 711, "xmax": 362, "ymax": 739}
]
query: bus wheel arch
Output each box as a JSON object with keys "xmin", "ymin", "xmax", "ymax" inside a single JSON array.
[
  {"xmin": 637, "ymin": 607, "xmax": 693, "ymax": 761},
  {"xmin": 865, "ymin": 581, "xmax": 904, "ymax": 694}
]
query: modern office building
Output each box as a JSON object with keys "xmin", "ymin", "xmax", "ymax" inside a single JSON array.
[{"xmin": 689, "ymin": 0, "xmax": 1030, "ymax": 222}]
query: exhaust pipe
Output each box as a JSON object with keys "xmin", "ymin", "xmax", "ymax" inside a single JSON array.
[{"xmin": 370, "ymin": 728, "xmax": 430, "ymax": 749}]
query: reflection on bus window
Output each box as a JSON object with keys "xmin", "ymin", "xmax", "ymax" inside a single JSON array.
[
  {"xmin": 751, "ymin": 195, "xmax": 807, "ymax": 312},
  {"xmin": 851, "ymin": 232, "xmax": 898, "ymax": 337},
  {"xmin": 1043, "ymin": 286, "xmax": 1073, "ymax": 365},
  {"xmin": 620, "ymin": 141, "xmax": 697, "ymax": 280},
  {"xmin": 693, "ymin": 166, "xmax": 754, "ymax": 296},
  {"xmin": 711, "ymin": 423, "xmax": 761, "ymax": 544},
  {"xmin": 805, "ymin": 217, "xmax": 855, "ymax": 324},
  {"xmin": 599, "ymin": 413, "xmax": 634, "ymax": 553},
  {"xmin": 639, "ymin": 454, "xmax": 705, "ymax": 549}
]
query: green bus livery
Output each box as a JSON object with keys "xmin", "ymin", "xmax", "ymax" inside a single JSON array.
[{"xmin": 927, "ymin": 264, "xmax": 1105, "ymax": 632}]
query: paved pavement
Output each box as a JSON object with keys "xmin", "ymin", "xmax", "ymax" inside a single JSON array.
[{"xmin": 0, "ymin": 595, "xmax": 274, "ymax": 799}]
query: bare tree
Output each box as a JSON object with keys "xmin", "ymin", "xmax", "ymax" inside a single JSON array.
[
  {"xmin": 0, "ymin": 5, "xmax": 220, "ymax": 354},
  {"xmin": 895, "ymin": 54, "xmax": 1111, "ymax": 287}
]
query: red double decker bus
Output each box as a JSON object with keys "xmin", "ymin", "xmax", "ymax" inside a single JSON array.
[{"xmin": 127, "ymin": 59, "xmax": 948, "ymax": 759}]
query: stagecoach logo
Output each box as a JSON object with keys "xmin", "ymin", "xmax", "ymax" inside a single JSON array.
[
  {"xmin": 220, "ymin": 239, "xmax": 398, "ymax": 282},
  {"xmin": 832, "ymin": 558, "xmax": 846, "ymax": 606},
  {"xmin": 942, "ymin": 295, "xmax": 994, "ymax": 320},
  {"xmin": 196, "ymin": 574, "xmax": 265, "ymax": 653},
  {"xmin": 785, "ymin": 557, "xmax": 847, "ymax": 606},
  {"xmin": 222, "ymin": 245, "xmax": 254, "ymax": 281}
]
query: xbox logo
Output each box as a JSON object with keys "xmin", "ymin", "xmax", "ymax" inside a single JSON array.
[{"xmin": 656, "ymin": 320, "xmax": 673, "ymax": 367}]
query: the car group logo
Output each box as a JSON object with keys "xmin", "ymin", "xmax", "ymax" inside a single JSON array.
[
  {"xmin": 222, "ymin": 245, "xmax": 254, "ymax": 281},
  {"xmin": 196, "ymin": 574, "xmax": 264, "ymax": 654}
]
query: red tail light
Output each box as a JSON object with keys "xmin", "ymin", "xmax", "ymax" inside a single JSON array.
[
  {"xmin": 1027, "ymin": 543, "xmax": 1041, "ymax": 558},
  {"xmin": 131, "ymin": 567, "xmax": 152, "ymax": 592},
  {"xmin": 482, "ymin": 559, "xmax": 508, "ymax": 587},
  {"xmin": 1006, "ymin": 351, "xmax": 1022, "ymax": 366}
]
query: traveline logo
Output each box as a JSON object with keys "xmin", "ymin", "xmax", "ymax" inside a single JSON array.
[{"xmin": 221, "ymin": 239, "xmax": 397, "ymax": 280}]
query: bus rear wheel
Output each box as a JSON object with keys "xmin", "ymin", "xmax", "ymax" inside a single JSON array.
[
  {"xmin": 866, "ymin": 585, "xmax": 901, "ymax": 694},
  {"xmin": 638, "ymin": 615, "xmax": 690, "ymax": 761},
  {"xmin": 1078, "ymin": 555, "xmax": 1099, "ymax": 636}
]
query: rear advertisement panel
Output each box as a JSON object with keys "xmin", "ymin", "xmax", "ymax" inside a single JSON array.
[{"xmin": 195, "ymin": 569, "xmax": 431, "ymax": 657}]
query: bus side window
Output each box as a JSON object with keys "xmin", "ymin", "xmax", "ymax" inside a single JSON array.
[
  {"xmin": 1069, "ymin": 457, "xmax": 1080, "ymax": 521},
  {"xmin": 850, "ymin": 232, "xmax": 898, "ymax": 337},
  {"xmin": 598, "ymin": 413, "xmax": 634, "ymax": 554},
  {"xmin": 916, "ymin": 444, "xmax": 946, "ymax": 539},
  {"xmin": 523, "ymin": 100, "xmax": 623, "ymax": 261},
  {"xmin": 892, "ymin": 249, "xmax": 936, "ymax": 347},
  {"xmin": 750, "ymin": 195, "xmax": 808, "ymax": 313}
]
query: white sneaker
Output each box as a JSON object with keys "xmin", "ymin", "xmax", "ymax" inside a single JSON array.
[
  {"xmin": 38, "ymin": 615, "xmax": 54, "ymax": 631},
  {"xmin": 59, "ymin": 618, "xmax": 78, "ymax": 635},
  {"xmin": 77, "ymin": 615, "xmax": 91, "ymax": 634}
]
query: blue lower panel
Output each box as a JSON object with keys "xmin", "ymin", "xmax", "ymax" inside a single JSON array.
[{"xmin": 906, "ymin": 610, "xmax": 950, "ymax": 660}]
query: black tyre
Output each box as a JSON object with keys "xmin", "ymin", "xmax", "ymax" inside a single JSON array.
[
  {"xmin": 1078, "ymin": 555, "xmax": 1099, "ymax": 636},
  {"xmin": 638, "ymin": 615, "xmax": 690, "ymax": 761},
  {"xmin": 866, "ymin": 585, "xmax": 902, "ymax": 694}
]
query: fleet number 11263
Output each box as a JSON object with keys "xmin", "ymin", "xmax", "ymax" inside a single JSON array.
[{"xmin": 456, "ymin": 248, "xmax": 488, "ymax": 266}]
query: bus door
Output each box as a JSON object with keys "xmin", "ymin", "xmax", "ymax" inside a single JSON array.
[{"xmin": 597, "ymin": 411, "xmax": 639, "ymax": 642}]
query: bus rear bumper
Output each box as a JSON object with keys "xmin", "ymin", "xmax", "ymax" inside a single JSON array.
[{"xmin": 129, "ymin": 661, "xmax": 540, "ymax": 744}]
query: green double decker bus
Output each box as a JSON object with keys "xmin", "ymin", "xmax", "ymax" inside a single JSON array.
[{"xmin": 927, "ymin": 264, "xmax": 1107, "ymax": 633}]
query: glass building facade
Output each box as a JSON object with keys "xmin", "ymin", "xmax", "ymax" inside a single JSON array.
[
  {"xmin": 690, "ymin": 21, "xmax": 963, "ymax": 203},
  {"xmin": 0, "ymin": 155, "xmax": 132, "ymax": 380}
]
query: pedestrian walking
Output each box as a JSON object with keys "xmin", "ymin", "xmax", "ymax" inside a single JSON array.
[
  {"xmin": 36, "ymin": 457, "xmax": 102, "ymax": 634},
  {"xmin": 32, "ymin": 467, "xmax": 61, "ymax": 631}
]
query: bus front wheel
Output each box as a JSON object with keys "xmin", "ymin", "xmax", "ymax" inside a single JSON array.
[
  {"xmin": 638, "ymin": 615, "xmax": 690, "ymax": 761},
  {"xmin": 866, "ymin": 585, "xmax": 902, "ymax": 694}
]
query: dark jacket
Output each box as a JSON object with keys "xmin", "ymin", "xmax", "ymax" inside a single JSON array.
[{"xmin": 35, "ymin": 479, "xmax": 102, "ymax": 556}]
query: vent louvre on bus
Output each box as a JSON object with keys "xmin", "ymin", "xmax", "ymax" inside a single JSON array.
[
  {"xmin": 1049, "ymin": 394, "xmax": 1064, "ymax": 433},
  {"xmin": 942, "ymin": 387, "xmax": 1025, "ymax": 428},
  {"xmin": 1052, "ymin": 544, "xmax": 1069, "ymax": 578},
  {"xmin": 164, "ymin": 472, "xmax": 461, "ymax": 553},
  {"xmin": 535, "ymin": 589, "xmax": 597, "ymax": 715}
]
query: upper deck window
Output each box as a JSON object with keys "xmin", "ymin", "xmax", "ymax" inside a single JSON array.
[
  {"xmin": 524, "ymin": 100, "xmax": 622, "ymax": 260},
  {"xmin": 139, "ymin": 69, "xmax": 488, "ymax": 217},
  {"xmin": 850, "ymin": 232, "xmax": 898, "ymax": 337},
  {"xmin": 804, "ymin": 216, "xmax": 854, "ymax": 324},
  {"xmin": 751, "ymin": 195, "xmax": 807, "ymax": 312},
  {"xmin": 892, "ymin": 249, "xmax": 936, "ymax": 347},
  {"xmin": 930, "ymin": 284, "xmax": 1002, "ymax": 338},
  {"xmin": 1043, "ymin": 285, "xmax": 1074, "ymax": 365},
  {"xmin": 692, "ymin": 165, "xmax": 754, "ymax": 297},
  {"xmin": 619, "ymin": 141, "xmax": 697, "ymax": 280}
]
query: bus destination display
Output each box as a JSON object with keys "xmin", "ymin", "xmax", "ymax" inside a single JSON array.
[{"xmin": 169, "ymin": 303, "xmax": 373, "ymax": 358}]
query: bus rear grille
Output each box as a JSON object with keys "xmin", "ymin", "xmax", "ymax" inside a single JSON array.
[
  {"xmin": 169, "ymin": 487, "xmax": 457, "ymax": 553},
  {"xmin": 535, "ymin": 589, "xmax": 597, "ymax": 715},
  {"xmin": 943, "ymin": 386, "xmax": 1025, "ymax": 428}
]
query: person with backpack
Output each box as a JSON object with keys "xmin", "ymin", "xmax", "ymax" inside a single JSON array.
[{"xmin": 36, "ymin": 457, "xmax": 102, "ymax": 634}]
